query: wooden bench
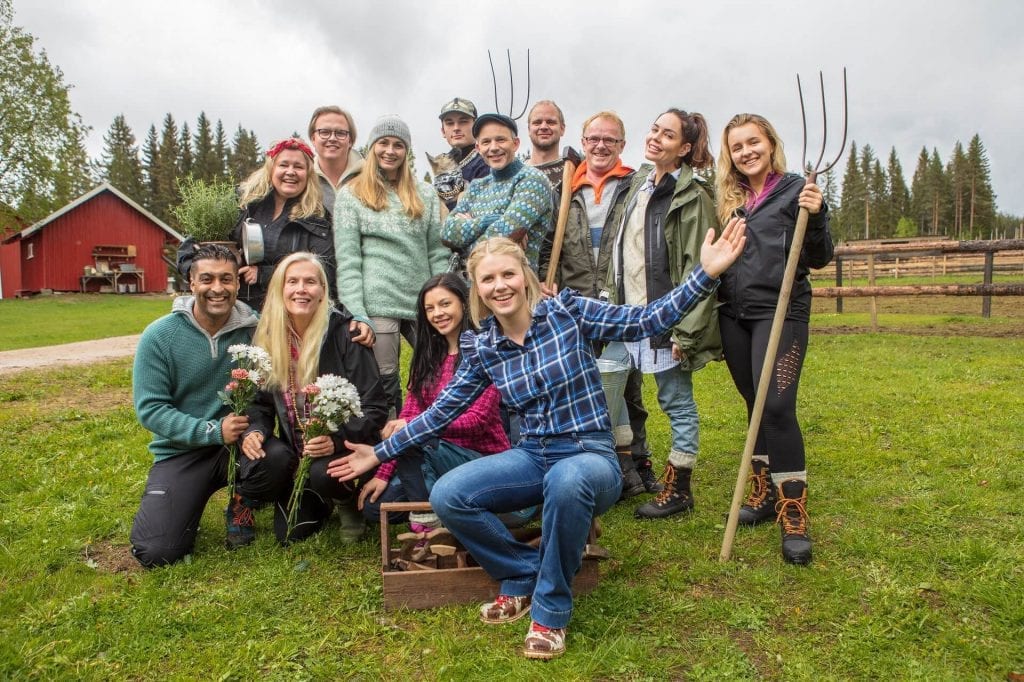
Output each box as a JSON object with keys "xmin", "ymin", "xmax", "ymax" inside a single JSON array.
[{"xmin": 379, "ymin": 501, "xmax": 604, "ymax": 611}]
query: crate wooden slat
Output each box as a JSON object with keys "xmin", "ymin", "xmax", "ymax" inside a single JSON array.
[{"xmin": 380, "ymin": 501, "xmax": 601, "ymax": 611}]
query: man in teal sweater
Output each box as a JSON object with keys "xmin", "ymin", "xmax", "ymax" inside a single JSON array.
[
  {"xmin": 442, "ymin": 113, "xmax": 552, "ymax": 271},
  {"xmin": 130, "ymin": 244, "xmax": 291, "ymax": 566}
]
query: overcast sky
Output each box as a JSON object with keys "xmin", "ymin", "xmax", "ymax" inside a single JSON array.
[{"xmin": 14, "ymin": 0, "xmax": 1024, "ymax": 215}]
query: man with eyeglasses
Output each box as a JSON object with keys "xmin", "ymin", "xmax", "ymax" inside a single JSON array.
[
  {"xmin": 433, "ymin": 97, "xmax": 489, "ymax": 210},
  {"xmin": 307, "ymin": 106, "xmax": 364, "ymax": 209},
  {"xmin": 442, "ymin": 113, "xmax": 551, "ymax": 271},
  {"xmin": 543, "ymin": 111, "xmax": 660, "ymax": 497}
]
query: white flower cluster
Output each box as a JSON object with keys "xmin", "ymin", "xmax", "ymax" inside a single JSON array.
[
  {"xmin": 227, "ymin": 344, "xmax": 273, "ymax": 384},
  {"xmin": 309, "ymin": 374, "xmax": 364, "ymax": 432}
]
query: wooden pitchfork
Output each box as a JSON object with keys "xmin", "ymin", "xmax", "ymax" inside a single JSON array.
[{"xmin": 720, "ymin": 69, "xmax": 848, "ymax": 562}]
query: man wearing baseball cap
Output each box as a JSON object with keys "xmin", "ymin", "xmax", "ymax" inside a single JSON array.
[
  {"xmin": 432, "ymin": 97, "xmax": 489, "ymax": 210},
  {"xmin": 442, "ymin": 113, "xmax": 552, "ymax": 271}
]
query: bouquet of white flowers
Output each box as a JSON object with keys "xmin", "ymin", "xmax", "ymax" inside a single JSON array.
[{"xmin": 285, "ymin": 374, "xmax": 363, "ymax": 541}]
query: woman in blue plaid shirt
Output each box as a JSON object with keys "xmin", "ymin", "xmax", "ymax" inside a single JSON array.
[{"xmin": 330, "ymin": 223, "xmax": 745, "ymax": 659}]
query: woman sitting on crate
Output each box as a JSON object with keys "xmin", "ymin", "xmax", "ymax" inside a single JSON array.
[
  {"xmin": 356, "ymin": 273, "xmax": 510, "ymax": 541},
  {"xmin": 327, "ymin": 229, "xmax": 746, "ymax": 660},
  {"xmin": 239, "ymin": 252, "xmax": 389, "ymax": 545}
]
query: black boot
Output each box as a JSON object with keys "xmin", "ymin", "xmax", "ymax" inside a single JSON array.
[
  {"xmin": 776, "ymin": 479, "xmax": 812, "ymax": 565},
  {"xmin": 737, "ymin": 459, "xmax": 776, "ymax": 526},
  {"xmin": 634, "ymin": 455, "xmax": 664, "ymax": 494},
  {"xmin": 617, "ymin": 449, "xmax": 644, "ymax": 500},
  {"xmin": 634, "ymin": 465, "xmax": 693, "ymax": 519}
]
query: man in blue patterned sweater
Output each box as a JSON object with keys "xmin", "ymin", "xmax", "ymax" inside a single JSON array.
[{"xmin": 442, "ymin": 113, "xmax": 552, "ymax": 272}]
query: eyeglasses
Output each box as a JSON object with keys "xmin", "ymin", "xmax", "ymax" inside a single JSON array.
[
  {"xmin": 583, "ymin": 135, "xmax": 622, "ymax": 147},
  {"xmin": 315, "ymin": 128, "xmax": 351, "ymax": 140}
]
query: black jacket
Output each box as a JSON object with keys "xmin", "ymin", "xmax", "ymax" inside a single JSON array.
[
  {"xmin": 247, "ymin": 308, "xmax": 388, "ymax": 456},
  {"xmin": 717, "ymin": 173, "xmax": 833, "ymax": 322},
  {"xmin": 231, "ymin": 194, "xmax": 336, "ymax": 311}
]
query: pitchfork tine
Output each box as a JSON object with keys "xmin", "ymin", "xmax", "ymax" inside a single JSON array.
[
  {"xmin": 813, "ymin": 71, "xmax": 829, "ymax": 172},
  {"xmin": 487, "ymin": 49, "xmax": 532, "ymax": 120},
  {"xmin": 819, "ymin": 68, "xmax": 849, "ymax": 175},
  {"xmin": 798, "ymin": 74, "xmax": 808, "ymax": 174}
]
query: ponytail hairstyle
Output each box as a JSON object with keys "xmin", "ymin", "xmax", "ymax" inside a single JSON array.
[
  {"xmin": 715, "ymin": 113, "xmax": 788, "ymax": 225},
  {"xmin": 662, "ymin": 109, "xmax": 713, "ymax": 170},
  {"xmin": 408, "ymin": 273, "xmax": 472, "ymax": 404}
]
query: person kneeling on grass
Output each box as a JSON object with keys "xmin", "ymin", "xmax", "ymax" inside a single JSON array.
[
  {"xmin": 328, "ymin": 225, "xmax": 746, "ymax": 660},
  {"xmin": 130, "ymin": 244, "xmax": 291, "ymax": 567},
  {"xmin": 240, "ymin": 252, "xmax": 389, "ymax": 545}
]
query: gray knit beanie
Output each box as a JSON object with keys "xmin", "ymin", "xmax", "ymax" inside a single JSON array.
[{"xmin": 368, "ymin": 115, "xmax": 412, "ymax": 149}]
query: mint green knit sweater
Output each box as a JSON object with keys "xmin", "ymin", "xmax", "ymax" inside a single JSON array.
[
  {"xmin": 333, "ymin": 181, "xmax": 449, "ymax": 322},
  {"xmin": 132, "ymin": 297, "xmax": 259, "ymax": 460}
]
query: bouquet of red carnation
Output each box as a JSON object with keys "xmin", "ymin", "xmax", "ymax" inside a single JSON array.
[{"xmin": 285, "ymin": 374, "xmax": 363, "ymax": 541}]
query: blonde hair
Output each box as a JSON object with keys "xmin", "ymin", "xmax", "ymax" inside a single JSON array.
[
  {"xmin": 253, "ymin": 252, "xmax": 332, "ymax": 390},
  {"xmin": 581, "ymin": 111, "xmax": 626, "ymax": 140},
  {"xmin": 307, "ymin": 106, "xmax": 358, "ymax": 145},
  {"xmin": 348, "ymin": 139, "xmax": 424, "ymax": 219},
  {"xmin": 238, "ymin": 140, "xmax": 325, "ymax": 220},
  {"xmin": 465, "ymin": 237, "xmax": 542, "ymax": 327},
  {"xmin": 715, "ymin": 114, "xmax": 788, "ymax": 225}
]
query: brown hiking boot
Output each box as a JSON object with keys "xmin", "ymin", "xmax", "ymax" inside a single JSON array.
[
  {"xmin": 776, "ymin": 479, "xmax": 812, "ymax": 565},
  {"xmin": 634, "ymin": 465, "xmax": 693, "ymax": 519},
  {"xmin": 480, "ymin": 594, "xmax": 531, "ymax": 624},
  {"xmin": 737, "ymin": 459, "xmax": 776, "ymax": 526}
]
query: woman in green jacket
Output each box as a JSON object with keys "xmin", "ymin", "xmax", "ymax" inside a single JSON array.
[{"xmin": 606, "ymin": 108, "xmax": 722, "ymax": 520}]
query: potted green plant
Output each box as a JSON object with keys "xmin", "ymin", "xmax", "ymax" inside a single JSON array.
[{"xmin": 172, "ymin": 176, "xmax": 239, "ymax": 244}]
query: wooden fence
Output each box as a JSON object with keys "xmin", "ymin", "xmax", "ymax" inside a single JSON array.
[{"xmin": 810, "ymin": 238, "xmax": 1024, "ymax": 321}]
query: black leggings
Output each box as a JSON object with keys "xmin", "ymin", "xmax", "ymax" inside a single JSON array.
[{"xmin": 719, "ymin": 315, "xmax": 808, "ymax": 474}]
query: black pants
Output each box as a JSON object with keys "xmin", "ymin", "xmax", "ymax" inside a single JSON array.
[
  {"xmin": 719, "ymin": 315, "xmax": 809, "ymax": 474},
  {"xmin": 624, "ymin": 367, "xmax": 651, "ymax": 463},
  {"xmin": 130, "ymin": 444, "xmax": 292, "ymax": 567}
]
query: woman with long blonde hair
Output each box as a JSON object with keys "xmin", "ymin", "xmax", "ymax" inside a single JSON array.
[
  {"xmin": 713, "ymin": 113, "xmax": 834, "ymax": 565},
  {"xmin": 230, "ymin": 138, "xmax": 336, "ymax": 312},
  {"xmin": 334, "ymin": 115, "xmax": 449, "ymax": 417},
  {"xmin": 329, "ymin": 228, "xmax": 747, "ymax": 660},
  {"xmin": 241, "ymin": 252, "xmax": 389, "ymax": 545}
]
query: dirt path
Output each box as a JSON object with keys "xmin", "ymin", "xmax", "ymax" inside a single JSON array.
[{"xmin": 0, "ymin": 335, "xmax": 140, "ymax": 376}]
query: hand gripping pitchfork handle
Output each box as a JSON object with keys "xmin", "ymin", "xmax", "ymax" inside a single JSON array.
[
  {"xmin": 720, "ymin": 69, "xmax": 847, "ymax": 562},
  {"xmin": 544, "ymin": 147, "xmax": 581, "ymax": 288}
]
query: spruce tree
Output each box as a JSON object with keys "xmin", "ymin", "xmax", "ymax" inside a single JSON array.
[
  {"xmin": 228, "ymin": 126, "xmax": 262, "ymax": 183},
  {"xmin": 947, "ymin": 142, "xmax": 969, "ymax": 239},
  {"xmin": 213, "ymin": 120, "xmax": 229, "ymax": 181},
  {"xmin": 178, "ymin": 121, "xmax": 194, "ymax": 179},
  {"xmin": 193, "ymin": 112, "xmax": 220, "ymax": 182},
  {"xmin": 870, "ymin": 158, "xmax": 890, "ymax": 237},
  {"xmin": 100, "ymin": 114, "xmax": 144, "ymax": 202},
  {"xmin": 838, "ymin": 141, "xmax": 864, "ymax": 242},
  {"xmin": 886, "ymin": 147, "xmax": 910, "ymax": 229},
  {"xmin": 141, "ymin": 124, "xmax": 160, "ymax": 213},
  {"xmin": 153, "ymin": 114, "xmax": 181, "ymax": 223},
  {"xmin": 909, "ymin": 147, "xmax": 930, "ymax": 233},
  {"xmin": 966, "ymin": 134, "xmax": 996, "ymax": 238},
  {"xmin": 859, "ymin": 144, "xmax": 878, "ymax": 239}
]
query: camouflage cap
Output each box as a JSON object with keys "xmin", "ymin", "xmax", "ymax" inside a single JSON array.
[{"xmin": 439, "ymin": 97, "xmax": 478, "ymax": 120}]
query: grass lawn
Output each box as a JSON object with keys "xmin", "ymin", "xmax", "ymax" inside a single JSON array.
[
  {"xmin": 1, "ymin": 320, "xmax": 1021, "ymax": 679},
  {"xmin": 0, "ymin": 294, "xmax": 174, "ymax": 351}
]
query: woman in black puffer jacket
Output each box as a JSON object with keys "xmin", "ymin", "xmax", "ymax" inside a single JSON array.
[{"xmin": 715, "ymin": 113, "xmax": 834, "ymax": 566}]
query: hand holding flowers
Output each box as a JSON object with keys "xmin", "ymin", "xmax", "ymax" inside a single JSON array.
[{"xmin": 218, "ymin": 344, "xmax": 272, "ymax": 499}]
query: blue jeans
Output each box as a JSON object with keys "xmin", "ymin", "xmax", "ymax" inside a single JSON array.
[
  {"xmin": 429, "ymin": 432, "xmax": 621, "ymax": 629},
  {"xmin": 653, "ymin": 366, "xmax": 699, "ymax": 464}
]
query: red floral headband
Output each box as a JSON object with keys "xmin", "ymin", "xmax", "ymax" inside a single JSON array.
[{"xmin": 267, "ymin": 138, "xmax": 314, "ymax": 159}]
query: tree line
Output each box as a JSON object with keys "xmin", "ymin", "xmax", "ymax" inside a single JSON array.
[
  {"xmin": 831, "ymin": 135, "xmax": 1020, "ymax": 242},
  {"xmin": 101, "ymin": 113, "xmax": 262, "ymax": 227}
]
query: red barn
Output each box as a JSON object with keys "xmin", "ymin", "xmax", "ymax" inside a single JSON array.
[{"xmin": 0, "ymin": 183, "xmax": 183, "ymax": 298}]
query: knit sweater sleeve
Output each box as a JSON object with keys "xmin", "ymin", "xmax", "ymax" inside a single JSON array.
[
  {"xmin": 441, "ymin": 182, "xmax": 488, "ymax": 249},
  {"xmin": 133, "ymin": 324, "xmax": 224, "ymax": 452},
  {"xmin": 333, "ymin": 189, "xmax": 369, "ymax": 321}
]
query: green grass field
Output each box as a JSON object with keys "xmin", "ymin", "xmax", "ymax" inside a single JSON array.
[
  {"xmin": 0, "ymin": 294, "xmax": 173, "ymax": 351},
  {"xmin": 1, "ymin": 310, "xmax": 1021, "ymax": 679}
]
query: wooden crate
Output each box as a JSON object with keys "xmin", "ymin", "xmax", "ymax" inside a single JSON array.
[{"xmin": 380, "ymin": 502, "xmax": 602, "ymax": 611}]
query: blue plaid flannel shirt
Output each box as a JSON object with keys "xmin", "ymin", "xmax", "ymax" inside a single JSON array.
[{"xmin": 375, "ymin": 265, "xmax": 718, "ymax": 462}]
